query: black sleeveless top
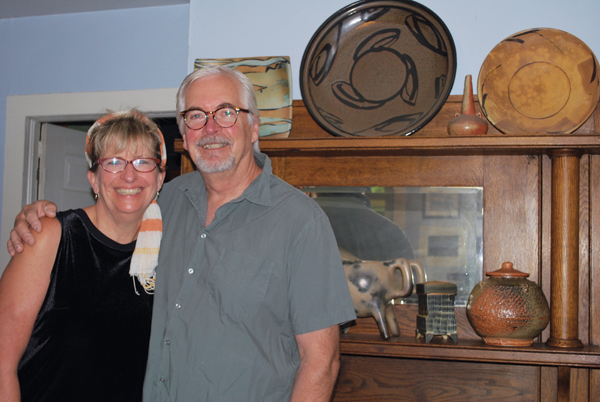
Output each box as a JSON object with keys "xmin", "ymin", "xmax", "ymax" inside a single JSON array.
[{"xmin": 18, "ymin": 209, "xmax": 153, "ymax": 402}]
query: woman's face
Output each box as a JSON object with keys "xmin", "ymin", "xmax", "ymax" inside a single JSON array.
[{"xmin": 88, "ymin": 139, "xmax": 165, "ymax": 222}]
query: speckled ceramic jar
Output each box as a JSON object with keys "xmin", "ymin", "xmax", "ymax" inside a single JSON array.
[{"xmin": 466, "ymin": 262, "xmax": 550, "ymax": 346}]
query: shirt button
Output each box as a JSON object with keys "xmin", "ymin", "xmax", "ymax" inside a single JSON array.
[
  {"xmin": 188, "ymin": 268, "xmax": 194, "ymax": 274},
  {"xmin": 175, "ymin": 303, "xmax": 181, "ymax": 309},
  {"xmin": 200, "ymin": 233, "xmax": 206, "ymax": 239},
  {"xmin": 159, "ymin": 377, "xmax": 165, "ymax": 383},
  {"xmin": 165, "ymin": 339, "xmax": 171, "ymax": 345}
]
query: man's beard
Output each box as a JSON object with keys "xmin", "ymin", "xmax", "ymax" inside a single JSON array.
[{"xmin": 192, "ymin": 136, "xmax": 235, "ymax": 174}]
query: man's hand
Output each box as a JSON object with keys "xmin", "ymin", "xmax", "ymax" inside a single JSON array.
[{"xmin": 7, "ymin": 201, "xmax": 57, "ymax": 256}]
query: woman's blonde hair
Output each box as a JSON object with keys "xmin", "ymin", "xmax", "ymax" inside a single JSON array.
[{"xmin": 87, "ymin": 109, "xmax": 165, "ymax": 172}]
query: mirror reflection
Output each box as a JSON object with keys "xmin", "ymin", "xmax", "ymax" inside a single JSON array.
[{"xmin": 302, "ymin": 186, "xmax": 483, "ymax": 306}]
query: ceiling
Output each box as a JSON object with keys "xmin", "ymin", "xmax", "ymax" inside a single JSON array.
[{"xmin": 0, "ymin": 0, "xmax": 189, "ymax": 19}]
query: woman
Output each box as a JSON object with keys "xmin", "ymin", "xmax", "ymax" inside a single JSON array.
[{"xmin": 0, "ymin": 110, "xmax": 167, "ymax": 402}]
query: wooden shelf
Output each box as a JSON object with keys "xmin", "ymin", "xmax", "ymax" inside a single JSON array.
[
  {"xmin": 259, "ymin": 134, "xmax": 600, "ymax": 156},
  {"xmin": 175, "ymin": 130, "xmax": 600, "ymax": 158},
  {"xmin": 341, "ymin": 333, "xmax": 600, "ymax": 368}
]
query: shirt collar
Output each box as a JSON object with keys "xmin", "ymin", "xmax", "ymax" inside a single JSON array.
[
  {"xmin": 244, "ymin": 152, "xmax": 273, "ymax": 207},
  {"xmin": 177, "ymin": 151, "xmax": 273, "ymax": 207}
]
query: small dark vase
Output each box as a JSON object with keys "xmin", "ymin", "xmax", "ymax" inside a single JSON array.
[
  {"xmin": 466, "ymin": 262, "xmax": 550, "ymax": 346},
  {"xmin": 447, "ymin": 75, "xmax": 488, "ymax": 135}
]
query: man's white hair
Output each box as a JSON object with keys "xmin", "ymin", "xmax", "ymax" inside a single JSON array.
[{"xmin": 176, "ymin": 66, "xmax": 260, "ymax": 153}]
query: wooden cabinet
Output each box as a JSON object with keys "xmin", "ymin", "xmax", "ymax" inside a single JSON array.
[{"xmin": 175, "ymin": 96, "xmax": 600, "ymax": 401}]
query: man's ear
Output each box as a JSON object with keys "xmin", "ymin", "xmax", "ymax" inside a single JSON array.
[
  {"xmin": 182, "ymin": 131, "xmax": 190, "ymax": 151},
  {"xmin": 251, "ymin": 115, "xmax": 260, "ymax": 144}
]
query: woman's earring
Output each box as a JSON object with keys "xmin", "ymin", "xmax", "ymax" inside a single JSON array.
[
  {"xmin": 94, "ymin": 193, "xmax": 98, "ymax": 200},
  {"xmin": 156, "ymin": 191, "xmax": 160, "ymax": 199}
]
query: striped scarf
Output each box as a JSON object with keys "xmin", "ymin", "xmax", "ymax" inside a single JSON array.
[
  {"xmin": 86, "ymin": 110, "xmax": 167, "ymax": 294},
  {"xmin": 130, "ymin": 199, "xmax": 162, "ymax": 294}
]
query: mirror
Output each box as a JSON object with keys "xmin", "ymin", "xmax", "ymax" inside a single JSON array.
[{"xmin": 301, "ymin": 186, "xmax": 483, "ymax": 306}]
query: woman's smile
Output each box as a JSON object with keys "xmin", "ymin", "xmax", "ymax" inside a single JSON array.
[{"xmin": 116, "ymin": 188, "xmax": 142, "ymax": 196}]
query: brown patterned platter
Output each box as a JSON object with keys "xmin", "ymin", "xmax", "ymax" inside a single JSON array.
[
  {"xmin": 300, "ymin": 0, "xmax": 456, "ymax": 137},
  {"xmin": 478, "ymin": 28, "xmax": 600, "ymax": 135}
]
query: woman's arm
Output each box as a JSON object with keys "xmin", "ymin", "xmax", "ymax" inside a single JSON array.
[{"xmin": 0, "ymin": 217, "xmax": 61, "ymax": 402}]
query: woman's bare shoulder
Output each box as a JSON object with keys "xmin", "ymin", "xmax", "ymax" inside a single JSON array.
[
  {"xmin": 11, "ymin": 216, "xmax": 62, "ymax": 261},
  {"xmin": 31, "ymin": 216, "xmax": 62, "ymax": 246}
]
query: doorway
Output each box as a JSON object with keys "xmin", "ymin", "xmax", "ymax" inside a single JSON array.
[{"xmin": 2, "ymin": 88, "xmax": 180, "ymax": 272}]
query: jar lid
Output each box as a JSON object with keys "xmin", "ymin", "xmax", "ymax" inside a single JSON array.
[{"xmin": 486, "ymin": 262, "xmax": 529, "ymax": 277}]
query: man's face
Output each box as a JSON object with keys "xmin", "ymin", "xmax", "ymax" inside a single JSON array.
[{"xmin": 182, "ymin": 74, "xmax": 259, "ymax": 175}]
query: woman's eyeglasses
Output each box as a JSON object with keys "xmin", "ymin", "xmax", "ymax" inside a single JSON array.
[{"xmin": 96, "ymin": 157, "xmax": 160, "ymax": 173}]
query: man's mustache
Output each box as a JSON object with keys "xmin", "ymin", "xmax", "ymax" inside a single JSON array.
[{"xmin": 194, "ymin": 136, "xmax": 233, "ymax": 148}]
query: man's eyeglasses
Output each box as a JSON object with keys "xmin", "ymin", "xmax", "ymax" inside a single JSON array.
[
  {"xmin": 180, "ymin": 105, "xmax": 250, "ymax": 130},
  {"xmin": 96, "ymin": 157, "xmax": 160, "ymax": 173}
]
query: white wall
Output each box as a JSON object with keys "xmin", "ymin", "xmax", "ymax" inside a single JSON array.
[
  {"xmin": 0, "ymin": 5, "xmax": 189, "ymax": 268},
  {"xmin": 188, "ymin": 0, "xmax": 600, "ymax": 99}
]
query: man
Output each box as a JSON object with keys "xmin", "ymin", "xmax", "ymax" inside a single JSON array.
[{"xmin": 8, "ymin": 66, "xmax": 356, "ymax": 401}]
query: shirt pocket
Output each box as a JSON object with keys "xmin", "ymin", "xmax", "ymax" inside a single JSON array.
[{"xmin": 208, "ymin": 249, "xmax": 275, "ymax": 319}]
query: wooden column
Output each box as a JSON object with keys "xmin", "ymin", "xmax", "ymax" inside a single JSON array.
[{"xmin": 547, "ymin": 149, "xmax": 584, "ymax": 349}]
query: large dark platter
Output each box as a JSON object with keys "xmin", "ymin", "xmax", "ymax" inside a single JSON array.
[{"xmin": 300, "ymin": 0, "xmax": 457, "ymax": 137}]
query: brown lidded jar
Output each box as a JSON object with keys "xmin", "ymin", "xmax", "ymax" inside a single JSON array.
[{"xmin": 466, "ymin": 262, "xmax": 550, "ymax": 346}]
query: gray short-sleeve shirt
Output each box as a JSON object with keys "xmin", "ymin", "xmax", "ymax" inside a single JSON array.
[{"xmin": 143, "ymin": 153, "xmax": 356, "ymax": 402}]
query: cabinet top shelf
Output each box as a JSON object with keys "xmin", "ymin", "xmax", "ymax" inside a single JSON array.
[
  {"xmin": 341, "ymin": 333, "xmax": 600, "ymax": 368},
  {"xmin": 258, "ymin": 98, "xmax": 600, "ymax": 156},
  {"xmin": 259, "ymin": 134, "xmax": 600, "ymax": 156}
]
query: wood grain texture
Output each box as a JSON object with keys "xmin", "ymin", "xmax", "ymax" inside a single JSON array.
[
  {"xmin": 590, "ymin": 155, "xmax": 600, "ymax": 402},
  {"xmin": 579, "ymin": 156, "xmax": 590, "ymax": 346},
  {"xmin": 570, "ymin": 368, "xmax": 589, "ymax": 402},
  {"xmin": 541, "ymin": 155, "xmax": 552, "ymax": 343},
  {"xmin": 291, "ymin": 96, "xmax": 597, "ymax": 140},
  {"xmin": 592, "ymin": 369, "xmax": 600, "ymax": 402},
  {"xmin": 541, "ymin": 366, "xmax": 558, "ymax": 401},
  {"xmin": 558, "ymin": 366, "xmax": 571, "ymax": 402},
  {"xmin": 268, "ymin": 155, "xmax": 285, "ymax": 179},
  {"xmin": 281, "ymin": 155, "xmax": 483, "ymax": 188},
  {"xmin": 333, "ymin": 355, "xmax": 539, "ymax": 402},
  {"xmin": 590, "ymin": 156, "xmax": 600, "ymax": 347},
  {"xmin": 340, "ymin": 332, "xmax": 600, "ymax": 367},
  {"xmin": 482, "ymin": 155, "xmax": 540, "ymax": 277},
  {"xmin": 548, "ymin": 150, "xmax": 584, "ymax": 348}
]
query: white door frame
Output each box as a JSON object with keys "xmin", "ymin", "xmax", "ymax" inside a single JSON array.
[{"xmin": 2, "ymin": 88, "xmax": 178, "ymax": 272}]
